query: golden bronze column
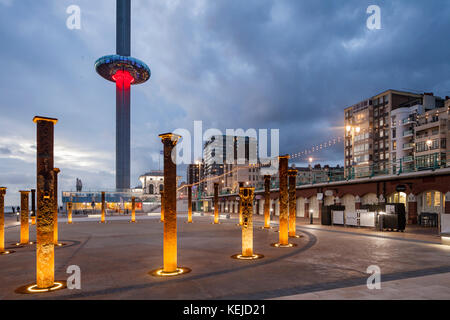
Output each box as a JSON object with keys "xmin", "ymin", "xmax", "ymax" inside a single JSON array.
[
  {"xmin": 213, "ymin": 183, "xmax": 219, "ymax": 224},
  {"xmin": 34, "ymin": 116, "xmax": 57, "ymax": 289},
  {"xmin": 31, "ymin": 189, "xmax": 36, "ymax": 225},
  {"xmin": 288, "ymin": 169, "xmax": 300, "ymax": 238},
  {"xmin": 232, "ymin": 187, "xmax": 263, "ymax": 260},
  {"xmin": 150, "ymin": 133, "xmax": 190, "ymax": 276},
  {"xmin": 53, "ymin": 168, "xmax": 60, "ymax": 245},
  {"xmin": 0, "ymin": 187, "xmax": 11, "ymax": 255},
  {"xmin": 67, "ymin": 202, "xmax": 73, "ymax": 224},
  {"xmin": 20, "ymin": 191, "xmax": 31, "ymax": 245},
  {"xmin": 160, "ymin": 190, "xmax": 164, "ymax": 222},
  {"xmin": 238, "ymin": 199, "xmax": 243, "ymax": 226},
  {"xmin": 100, "ymin": 191, "xmax": 106, "ymax": 223},
  {"xmin": 187, "ymin": 186, "xmax": 193, "ymax": 223},
  {"xmin": 271, "ymin": 155, "xmax": 295, "ymax": 247},
  {"xmin": 263, "ymin": 175, "xmax": 271, "ymax": 229},
  {"xmin": 131, "ymin": 196, "xmax": 136, "ymax": 223}
]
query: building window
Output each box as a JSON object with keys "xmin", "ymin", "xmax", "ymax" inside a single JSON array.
[
  {"xmin": 426, "ymin": 192, "xmax": 432, "ymax": 207},
  {"xmin": 435, "ymin": 192, "xmax": 441, "ymax": 207}
]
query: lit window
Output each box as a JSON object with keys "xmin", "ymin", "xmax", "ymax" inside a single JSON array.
[
  {"xmin": 434, "ymin": 192, "xmax": 441, "ymax": 207},
  {"xmin": 426, "ymin": 192, "xmax": 432, "ymax": 207}
]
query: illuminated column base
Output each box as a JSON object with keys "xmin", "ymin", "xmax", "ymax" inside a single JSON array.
[
  {"xmin": 270, "ymin": 242, "xmax": 298, "ymax": 248},
  {"xmin": 0, "ymin": 250, "xmax": 15, "ymax": 255},
  {"xmin": 14, "ymin": 242, "xmax": 33, "ymax": 246},
  {"xmin": 149, "ymin": 267, "xmax": 191, "ymax": 277},
  {"xmin": 15, "ymin": 280, "xmax": 67, "ymax": 294},
  {"xmin": 289, "ymin": 234, "xmax": 302, "ymax": 238},
  {"xmin": 231, "ymin": 253, "xmax": 264, "ymax": 260}
]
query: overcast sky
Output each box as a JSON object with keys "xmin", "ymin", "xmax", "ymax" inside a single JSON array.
[{"xmin": 1, "ymin": 0, "xmax": 449, "ymax": 206}]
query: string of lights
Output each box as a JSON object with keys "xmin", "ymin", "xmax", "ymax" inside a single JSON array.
[
  {"xmin": 178, "ymin": 134, "xmax": 346, "ymax": 191},
  {"xmin": 289, "ymin": 135, "xmax": 344, "ymax": 160}
]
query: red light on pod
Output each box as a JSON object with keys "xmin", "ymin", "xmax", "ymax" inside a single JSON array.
[{"xmin": 112, "ymin": 70, "xmax": 135, "ymax": 89}]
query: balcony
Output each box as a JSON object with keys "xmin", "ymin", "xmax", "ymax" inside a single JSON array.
[
  {"xmin": 403, "ymin": 130, "xmax": 413, "ymax": 137},
  {"xmin": 402, "ymin": 156, "xmax": 414, "ymax": 163},
  {"xmin": 402, "ymin": 118, "xmax": 414, "ymax": 125},
  {"xmin": 402, "ymin": 143, "xmax": 414, "ymax": 150}
]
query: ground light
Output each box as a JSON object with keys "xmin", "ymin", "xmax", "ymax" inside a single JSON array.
[
  {"xmin": 150, "ymin": 133, "xmax": 191, "ymax": 277},
  {"xmin": 231, "ymin": 187, "xmax": 264, "ymax": 260}
]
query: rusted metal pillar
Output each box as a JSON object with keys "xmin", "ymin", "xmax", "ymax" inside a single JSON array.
[
  {"xmin": 34, "ymin": 116, "xmax": 57, "ymax": 289},
  {"xmin": 67, "ymin": 202, "xmax": 73, "ymax": 224},
  {"xmin": 272, "ymin": 155, "xmax": 295, "ymax": 247},
  {"xmin": 0, "ymin": 187, "xmax": 7, "ymax": 254},
  {"xmin": 263, "ymin": 175, "xmax": 271, "ymax": 229},
  {"xmin": 53, "ymin": 168, "xmax": 60, "ymax": 245},
  {"xmin": 160, "ymin": 190, "xmax": 164, "ymax": 222},
  {"xmin": 131, "ymin": 196, "xmax": 136, "ymax": 222},
  {"xmin": 232, "ymin": 187, "xmax": 263, "ymax": 260},
  {"xmin": 160, "ymin": 133, "xmax": 179, "ymax": 273},
  {"xmin": 31, "ymin": 189, "xmax": 36, "ymax": 225},
  {"xmin": 288, "ymin": 169, "xmax": 299, "ymax": 238},
  {"xmin": 279, "ymin": 155, "xmax": 289, "ymax": 245},
  {"xmin": 187, "ymin": 186, "xmax": 193, "ymax": 223},
  {"xmin": 101, "ymin": 191, "xmax": 106, "ymax": 223},
  {"xmin": 20, "ymin": 190, "xmax": 31, "ymax": 244},
  {"xmin": 241, "ymin": 187, "xmax": 254, "ymax": 256},
  {"xmin": 213, "ymin": 183, "xmax": 219, "ymax": 224}
]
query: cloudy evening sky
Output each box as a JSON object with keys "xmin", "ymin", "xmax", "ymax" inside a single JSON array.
[{"xmin": 1, "ymin": 0, "xmax": 449, "ymax": 206}]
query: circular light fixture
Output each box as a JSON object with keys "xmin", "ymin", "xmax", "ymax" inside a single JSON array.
[
  {"xmin": 270, "ymin": 243, "xmax": 298, "ymax": 248},
  {"xmin": 15, "ymin": 281, "xmax": 67, "ymax": 294},
  {"xmin": 231, "ymin": 253, "xmax": 264, "ymax": 260},
  {"xmin": 149, "ymin": 267, "xmax": 191, "ymax": 277}
]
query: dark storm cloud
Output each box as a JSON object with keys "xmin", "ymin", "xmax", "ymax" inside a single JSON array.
[{"xmin": 0, "ymin": 0, "xmax": 449, "ymax": 204}]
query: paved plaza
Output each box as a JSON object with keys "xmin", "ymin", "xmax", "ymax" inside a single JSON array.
[{"xmin": 1, "ymin": 213, "xmax": 449, "ymax": 300}]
